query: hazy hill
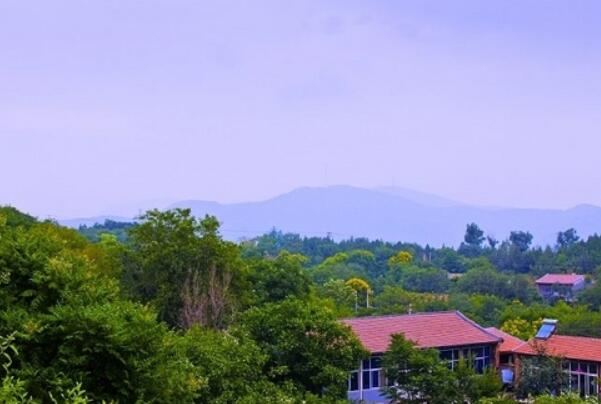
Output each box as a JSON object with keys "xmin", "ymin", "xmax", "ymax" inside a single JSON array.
[
  {"xmin": 59, "ymin": 215, "xmax": 133, "ymax": 228},
  {"xmin": 166, "ymin": 186, "xmax": 601, "ymax": 246}
]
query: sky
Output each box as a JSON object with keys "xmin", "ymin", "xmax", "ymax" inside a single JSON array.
[{"xmin": 1, "ymin": 0, "xmax": 601, "ymax": 218}]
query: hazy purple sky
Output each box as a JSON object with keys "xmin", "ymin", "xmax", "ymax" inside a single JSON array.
[{"xmin": 2, "ymin": 0, "xmax": 601, "ymax": 218}]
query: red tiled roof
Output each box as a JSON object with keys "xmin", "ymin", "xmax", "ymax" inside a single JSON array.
[
  {"xmin": 514, "ymin": 335, "xmax": 601, "ymax": 363},
  {"xmin": 485, "ymin": 327, "xmax": 525, "ymax": 353},
  {"xmin": 535, "ymin": 274, "xmax": 585, "ymax": 285},
  {"xmin": 341, "ymin": 311, "xmax": 501, "ymax": 353}
]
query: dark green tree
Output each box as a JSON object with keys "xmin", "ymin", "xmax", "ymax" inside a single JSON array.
[
  {"xmin": 464, "ymin": 223, "xmax": 485, "ymax": 247},
  {"xmin": 557, "ymin": 228, "xmax": 579, "ymax": 249},
  {"xmin": 459, "ymin": 223, "xmax": 486, "ymax": 257},
  {"xmin": 0, "ymin": 213, "xmax": 203, "ymax": 402},
  {"xmin": 238, "ymin": 298, "xmax": 366, "ymax": 399},
  {"xmin": 383, "ymin": 334, "xmax": 456, "ymax": 404},
  {"xmin": 510, "ymin": 231, "xmax": 534, "ymax": 252},
  {"xmin": 124, "ymin": 209, "xmax": 247, "ymax": 329},
  {"xmin": 248, "ymin": 251, "xmax": 312, "ymax": 304},
  {"xmin": 0, "ymin": 206, "xmax": 36, "ymax": 228},
  {"xmin": 517, "ymin": 350, "xmax": 567, "ymax": 398}
]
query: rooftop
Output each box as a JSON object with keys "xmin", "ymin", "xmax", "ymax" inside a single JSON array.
[
  {"xmin": 485, "ymin": 327, "xmax": 526, "ymax": 353},
  {"xmin": 535, "ymin": 273, "xmax": 585, "ymax": 285},
  {"xmin": 514, "ymin": 334, "xmax": 601, "ymax": 363},
  {"xmin": 341, "ymin": 311, "xmax": 501, "ymax": 353}
]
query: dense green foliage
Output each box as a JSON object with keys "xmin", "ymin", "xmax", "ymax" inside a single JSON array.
[
  {"xmin": 3, "ymin": 206, "xmax": 601, "ymax": 402},
  {"xmin": 238, "ymin": 298, "xmax": 366, "ymax": 399},
  {"xmin": 0, "ymin": 207, "xmax": 364, "ymax": 403},
  {"xmin": 241, "ymin": 226, "xmax": 601, "ymax": 334},
  {"xmin": 78, "ymin": 220, "xmax": 135, "ymax": 243},
  {"xmin": 517, "ymin": 352, "xmax": 567, "ymax": 398}
]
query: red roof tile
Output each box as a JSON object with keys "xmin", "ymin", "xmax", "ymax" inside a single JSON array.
[
  {"xmin": 485, "ymin": 327, "xmax": 525, "ymax": 353},
  {"xmin": 514, "ymin": 335, "xmax": 601, "ymax": 363},
  {"xmin": 341, "ymin": 311, "xmax": 501, "ymax": 353},
  {"xmin": 535, "ymin": 274, "xmax": 585, "ymax": 285}
]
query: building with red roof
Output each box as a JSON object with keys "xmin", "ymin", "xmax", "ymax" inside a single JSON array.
[
  {"xmin": 535, "ymin": 273, "xmax": 586, "ymax": 303},
  {"xmin": 341, "ymin": 311, "xmax": 500, "ymax": 353},
  {"xmin": 341, "ymin": 311, "xmax": 601, "ymax": 401},
  {"xmin": 513, "ymin": 332, "xmax": 601, "ymax": 397},
  {"xmin": 491, "ymin": 319, "xmax": 601, "ymax": 398},
  {"xmin": 341, "ymin": 311, "xmax": 502, "ymax": 403}
]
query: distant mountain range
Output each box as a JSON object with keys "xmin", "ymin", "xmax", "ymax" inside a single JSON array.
[{"xmin": 59, "ymin": 185, "xmax": 601, "ymax": 247}]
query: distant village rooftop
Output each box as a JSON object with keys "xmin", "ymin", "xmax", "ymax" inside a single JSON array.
[
  {"xmin": 535, "ymin": 273, "xmax": 585, "ymax": 285},
  {"xmin": 341, "ymin": 311, "xmax": 500, "ymax": 353}
]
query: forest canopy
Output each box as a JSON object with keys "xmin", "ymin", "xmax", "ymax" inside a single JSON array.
[{"xmin": 2, "ymin": 208, "xmax": 601, "ymax": 403}]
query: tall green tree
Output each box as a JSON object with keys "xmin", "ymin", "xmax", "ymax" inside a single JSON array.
[
  {"xmin": 517, "ymin": 350, "xmax": 568, "ymax": 398},
  {"xmin": 0, "ymin": 212, "xmax": 203, "ymax": 402},
  {"xmin": 557, "ymin": 228, "xmax": 579, "ymax": 249},
  {"xmin": 510, "ymin": 231, "xmax": 534, "ymax": 252},
  {"xmin": 238, "ymin": 298, "xmax": 366, "ymax": 399},
  {"xmin": 459, "ymin": 223, "xmax": 485, "ymax": 257},
  {"xmin": 247, "ymin": 251, "xmax": 311, "ymax": 304},
  {"xmin": 124, "ymin": 209, "xmax": 247, "ymax": 329},
  {"xmin": 383, "ymin": 334, "xmax": 456, "ymax": 404}
]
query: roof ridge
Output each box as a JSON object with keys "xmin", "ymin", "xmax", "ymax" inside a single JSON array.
[
  {"xmin": 454, "ymin": 311, "xmax": 502, "ymax": 342},
  {"xmin": 511, "ymin": 340, "xmax": 532, "ymax": 353},
  {"xmin": 339, "ymin": 310, "xmax": 459, "ymax": 321},
  {"xmin": 552, "ymin": 334, "xmax": 601, "ymax": 342}
]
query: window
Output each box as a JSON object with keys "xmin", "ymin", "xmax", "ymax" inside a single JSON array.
[
  {"xmin": 440, "ymin": 349, "xmax": 460, "ymax": 369},
  {"xmin": 473, "ymin": 346, "xmax": 491, "ymax": 373},
  {"xmin": 348, "ymin": 370, "xmax": 359, "ymax": 392},
  {"xmin": 361, "ymin": 356, "xmax": 382, "ymax": 390},
  {"xmin": 566, "ymin": 360, "xmax": 599, "ymax": 397},
  {"xmin": 439, "ymin": 346, "xmax": 491, "ymax": 373},
  {"xmin": 500, "ymin": 354, "xmax": 513, "ymax": 365}
]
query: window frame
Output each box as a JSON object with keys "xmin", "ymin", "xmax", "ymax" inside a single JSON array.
[
  {"xmin": 565, "ymin": 360, "xmax": 599, "ymax": 397},
  {"xmin": 439, "ymin": 345, "xmax": 491, "ymax": 373}
]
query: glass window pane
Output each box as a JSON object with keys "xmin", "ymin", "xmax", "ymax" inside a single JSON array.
[
  {"xmin": 371, "ymin": 357, "xmax": 382, "ymax": 369},
  {"xmin": 372, "ymin": 370, "xmax": 380, "ymax": 388},
  {"xmin": 362, "ymin": 359, "xmax": 370, "ymax": 370},
  {"xmin": 349, "ymin": 372, "xmax": 359, "ymax": 391},
  {"xmin": 587, "ymin": 375, "xmax": 595, "ymax": 396},
  {"xmin": 440, "ymin": 350, "xmax": 452, "ymax": 360},
  {"xmin": 363, "ymin": 371, "xmax": 371, "ymax": 389},
  {"xmin": 571, "ymin": 374, "xmax": 579, "ymax": 391},
  {"xmin": 484, "ymin": 346, "xmax": 491, "ymax": 356},
  {"xmin": 588, "ymin": 363, "xmax": 597, "ymax": 374}
]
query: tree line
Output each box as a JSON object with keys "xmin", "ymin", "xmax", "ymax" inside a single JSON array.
[{"xmin": 2, "ymin": 206, "xmax": 600, "ymax": 403}]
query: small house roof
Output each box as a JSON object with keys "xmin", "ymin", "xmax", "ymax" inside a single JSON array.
[{"xmin": 535, "ymin": 273, "xmax": 585, "ymax": 285}]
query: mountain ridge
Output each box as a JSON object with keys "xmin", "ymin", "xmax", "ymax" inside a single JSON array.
[{"xmin": 57, "ymin": 185, "xmax": 601, "ymax": 247}]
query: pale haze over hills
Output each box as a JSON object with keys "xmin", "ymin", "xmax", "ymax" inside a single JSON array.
[
  {"xmin": 2, "ymin": 1, "xmax": 601, "ymax": 219},
  {"xmin": 60, "ymin": 185, "xmax": 601, "ymax": 247}
]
